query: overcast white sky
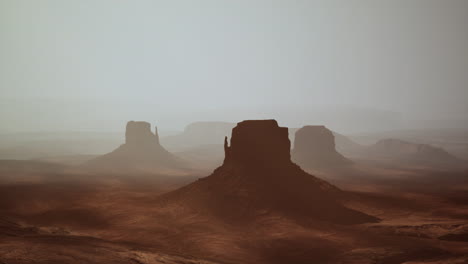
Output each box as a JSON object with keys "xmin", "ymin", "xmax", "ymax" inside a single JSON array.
[{"xmin": 1, "ymin": 0, "xmax": 467, "ymax": 133}]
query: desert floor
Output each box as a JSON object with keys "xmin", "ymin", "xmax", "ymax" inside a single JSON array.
[{"xmin": 0, "ymin": 160, "xmax": 467, "ymax": 264}]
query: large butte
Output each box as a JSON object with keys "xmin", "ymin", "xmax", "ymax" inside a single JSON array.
[{"xmin": 160, "ymin": 119, "xmax": 378, "ymax": 225}]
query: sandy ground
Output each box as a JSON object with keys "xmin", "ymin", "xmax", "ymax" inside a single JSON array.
[{"xmin": 0, "ymin": 160, "xmax": 467, "ymax": 264}]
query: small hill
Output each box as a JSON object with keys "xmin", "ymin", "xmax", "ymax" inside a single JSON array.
[{"xmin": 367, "ymin": 138, "xmax": 464, "ymax": 166}]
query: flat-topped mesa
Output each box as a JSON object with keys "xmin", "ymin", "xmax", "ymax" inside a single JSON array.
[
  {"xmin": 292, "ymin": 125, "xmax": 351, "ymax": 169},
  {"xmin": 85, "ymin": 120, "xmax": 187, "ymax": 173},
  {"xmin": 224, "ymin": 120, "xmax": 291, "ymax": 167},
  {"xmin": 160, "ymin": 119, "xmax": 379, "ymax": 224},
  {"xmin": 293, "ymin": 125, "xmax": 335, "ymax": 153},
  {"xmin": 125, "ymin": 121, "xmax": 159, "ymax": 146}
]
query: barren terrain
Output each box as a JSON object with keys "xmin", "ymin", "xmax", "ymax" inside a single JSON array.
[{"xmin": 0, "ymin": 158, "xmax": 467, "ymax": 264}]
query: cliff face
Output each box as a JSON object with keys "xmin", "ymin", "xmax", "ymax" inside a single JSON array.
[
  {"xmin": 125, "ymin": 121, "xmax": 160, "ymax": 146},
  {"xmin": 118, "ymin": 121, "xmax": 165, "ymax": 157},
  {"xmin": 161, "ymin": 120, "xmax": 378, "ymax": 225},
  {"xmin": 292, "ymin": 126, "xmax": 352, "ymax": 170},
  {"xmin": 85, "ymin": 121, "xmax": 186, "ymax": 174},
  {"xmin": 224, "ymin": 120, "xmax": 290, "ymax": 167}
]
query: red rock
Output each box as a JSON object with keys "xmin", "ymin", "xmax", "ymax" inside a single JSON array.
[{"xmin": 161, "ymin": 120, "xmax": 378, "ymax": 225}]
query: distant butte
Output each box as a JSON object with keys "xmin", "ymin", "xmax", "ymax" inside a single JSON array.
[
  {"xmin": 368, "ymin": 138, "xmax": 464, "ymax": 166},
  {"xmin": 292, "ymin": 125, "xmax": 352, "ymax": 170},
  {"xmin": 160, "ymin": 120, "xmax": 378, "ymax": 224},
  {"xmin": 85, "ymin": 121, "xmax": 187, "ymax": 174}
]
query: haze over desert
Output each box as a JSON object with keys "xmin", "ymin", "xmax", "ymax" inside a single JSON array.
[{"xmin": 1, "ymin": 1, "xmax": 468, "ymax": 263}]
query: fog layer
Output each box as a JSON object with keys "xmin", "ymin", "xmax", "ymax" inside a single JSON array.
[{"xmin": 1, "ymin": 0, "xmax": 467, "ymax": 133}]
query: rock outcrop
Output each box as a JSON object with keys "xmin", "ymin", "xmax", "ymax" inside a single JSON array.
[
  {"xmin": 161, "ymin": 120, "xmax": 378, "ymax": 225},
  {"xmin": 85, "ymin": 121, "xmax": 187, "ymax": 174},
  {"xmin": 224, "ymin": 120, "xmax": 290, "ymax": 166},
  {"xmin": 292, "ymin": 126, "xmax": 352, "ymax": 170},
  {"xmin": 125, "ymin": 121, "xmax": 160, "ymax": 146}
]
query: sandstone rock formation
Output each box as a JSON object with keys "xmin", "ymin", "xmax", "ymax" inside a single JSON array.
[
  {"xmin": 292, "ymin": 126, "xmax": 352, "ymax": 170},
  {"xmin": 161, "ymin": 120, "xmax": 378, "ymax": 224},
  {"xmin": 85, "ymin": 121, "xmax": 187, "ymax": 173},
  {"xmin": 224, "ymin": 120, "xmax": 290, "ymax": 166},
  {"xmin": 125, "ymin": 121, "xmax": 160, "ymax": 146}
]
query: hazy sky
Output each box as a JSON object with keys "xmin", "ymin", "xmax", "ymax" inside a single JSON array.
[{"xmin": 1, "ymin": 0, "xmax": 467, "ymax": 133}]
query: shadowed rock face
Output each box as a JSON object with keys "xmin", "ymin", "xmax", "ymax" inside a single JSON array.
[
  {"xmin": 162, "ymin": 120, "xmax": 378, "ymax": 225},
  {"xmin": 224, "ymin": 120, "xmax": 290, "ymax": 167},
  {"xmin": 85, "ymin": 121, "xmax": 186, "ymax": 173},
  {"xmin": 125, "ymin": 121, "xmax": 159, "ymax": 146},
  {"xmin": 292, "ymin": 126, "xmax": 352, "ymax": 170}
]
